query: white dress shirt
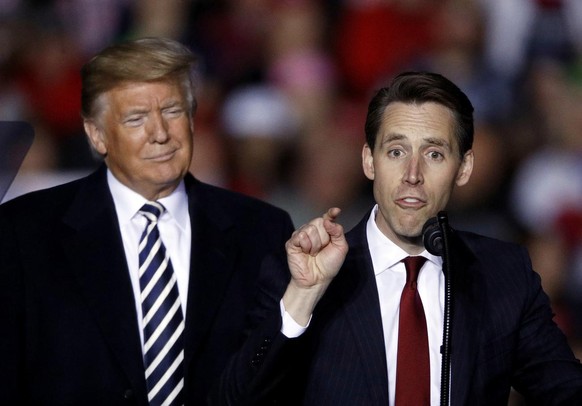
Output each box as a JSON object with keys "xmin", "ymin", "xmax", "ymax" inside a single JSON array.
[
  {"xmin": 367, "ymin": 205, "xmax": 444, "ymax": 406},
  {"xmin": 107, "ymin": 170, "xmax": 191, "ymax": 350}
]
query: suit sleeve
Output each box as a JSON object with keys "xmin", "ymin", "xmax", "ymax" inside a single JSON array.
[
  {"xmin": 206, "ymin": 211, "xmax": 302, "ymax": 406},
  {"xmin": 511, "ymin": 246, "xmax": 582, "ymax": 404},
  {"xmin": 0, "ymin": 206, "xmax": 25, "ymax": 403}
]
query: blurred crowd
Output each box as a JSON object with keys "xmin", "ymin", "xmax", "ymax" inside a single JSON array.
[{"xmin": 2, "ymin": 0, "xmax": 582, "ymax": 390}]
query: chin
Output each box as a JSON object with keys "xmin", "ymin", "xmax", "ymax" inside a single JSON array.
[
  {"xmin": 396, "ymin": 219, "xmax": 425, "ymax": 238},
  {"xmin": 153, "ymin": 163, "xmax": 187, "ymax": 179},
  {"xmin": 390, "ymin": 222, "xmax": 413, "ymax": 239},
  {"xmin": 406, "ymin": 228, "xmax": 423, "ymax": 239}
]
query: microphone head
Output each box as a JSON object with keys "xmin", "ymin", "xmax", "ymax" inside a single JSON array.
[{"xmin": 422, "ymin": 217, "xmax": 443, "ymax": 256}]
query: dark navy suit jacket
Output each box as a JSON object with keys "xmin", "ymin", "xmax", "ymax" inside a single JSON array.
[
  {"xmin": 0, "ymin": 165, "xmax": 294, "ymax": 405},
  {"xmin": 251, "ymin": 213, "xmax": 582, "ymax": 405}
]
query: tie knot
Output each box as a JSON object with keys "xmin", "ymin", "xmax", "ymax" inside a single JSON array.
[
  {"xmin": 402, "ymin": 256, "xmax": 427, "ymax": 284},
  {"xmin": 139, "ymin": 201, "xmax": 165, "ymax": 222}
]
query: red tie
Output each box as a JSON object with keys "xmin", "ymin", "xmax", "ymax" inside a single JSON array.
[{"xmin": 395, "ymin": 256, "xmax": 430, "ymax": 406}]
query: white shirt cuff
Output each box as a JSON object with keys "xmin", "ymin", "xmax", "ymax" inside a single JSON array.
[{"xmin": 279, "ymin": 299, "xmax": 311, "ymax": 338}]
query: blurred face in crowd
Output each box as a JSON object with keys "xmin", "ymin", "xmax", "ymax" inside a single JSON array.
[
  {"xmin": 85, "ymin": 78, "xmax": 194, "ymax": 200},
  {"xmin": 362, "ymin": 102, "xmax": 473, "ymax": 253}
]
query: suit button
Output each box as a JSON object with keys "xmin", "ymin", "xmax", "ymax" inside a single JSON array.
[{"xmin": 124, "ymin": 389, "xmax": 134, "ymax": 399}]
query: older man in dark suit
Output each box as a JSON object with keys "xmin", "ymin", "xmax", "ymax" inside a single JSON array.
[{"xmin": 0, "ymin": 37, "xmax": 347, "ymax": 406}]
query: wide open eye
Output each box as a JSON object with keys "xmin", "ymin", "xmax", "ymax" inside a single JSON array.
[
  {"xmin": 426, "ymin": 150, "xmax": 444, "ymax": 161},
  {"xmin": 388, "ymin": 148, "xmax": 405, "ymax": 158}
]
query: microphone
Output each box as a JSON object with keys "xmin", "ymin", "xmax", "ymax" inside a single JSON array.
[{"xmin": 422, "ymin": 216, "xmax": 443, "ymax": 256}]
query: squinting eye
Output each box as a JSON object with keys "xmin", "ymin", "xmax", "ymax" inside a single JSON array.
[
  {"xmin": 124, "ymin": 117, "xmax": 143, "ymax": 126},
  {"xmin": 164, "ymin": 108, "xmax": 183, "ymax": 116}
]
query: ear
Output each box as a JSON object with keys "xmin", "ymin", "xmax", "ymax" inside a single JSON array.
[
  {"xmin": 362, "ymin": 143, "xmax": 375, "ymax": 180},
  {"xmin": 84, "ymin": 120, "xmax": 107, "ymax": 156},
  {"xmin": 455, "ymin": 149, "xmax": 474, "ymax": 186}
]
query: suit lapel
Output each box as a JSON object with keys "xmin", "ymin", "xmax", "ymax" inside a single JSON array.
[
  {"xmin": 61, "ymin": 166, "xmax": 148, "ymax": 400},
  {"xmin": 182, "ymin": 177, "xmax": 239, "ymax": 369},
  {"xmin": 336, "ymin": 217, "xmax": 486, "ymax": 405},
  {"xmin": 447, "ymin": 231, "xmax": 483, "ymax": 405},
  {"xmin": 333, "ymin": 217, "xmax": 390, "ymax": 404}
]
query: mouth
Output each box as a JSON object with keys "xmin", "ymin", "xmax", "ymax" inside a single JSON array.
[
  {"xmin": 146, "ymin": 149, "xmax": 177, "ymax": 162},
  {"xmin": 395, "ymin": 196, "xmax": 426, "ymax": 209}
]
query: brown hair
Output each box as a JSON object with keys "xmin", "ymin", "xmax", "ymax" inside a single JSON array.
[{"xmin": 364, "ymin": 72, "xmax": 474, "ymax": 158}]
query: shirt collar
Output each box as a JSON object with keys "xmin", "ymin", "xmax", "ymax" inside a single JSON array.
[
  {"xmin": 366, "ymin": 204, "xmax": 441, "ymax": 275},
  {"xmin": 106, "ymin": 169, "xmax": 189, "ymax": 231}
]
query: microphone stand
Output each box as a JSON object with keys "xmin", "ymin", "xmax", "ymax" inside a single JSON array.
[
  {"xmin": 422, "ymin": 212, "xmax": 453, "ymax": 406},
  {"xmin": 437, "ymin": 212, "xmax": 452, "ymax": 406}
]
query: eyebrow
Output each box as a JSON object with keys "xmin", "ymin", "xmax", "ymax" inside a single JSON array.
[
  {"xmin": 122, "ymin": 108, "xmax": 148, "ymax": 117},
  {"xmin": 161, "ymin": 99, "xmax": 182, "ymax": 108},
  {"xmin": 424, "ymin": 137, "xmax": 452, "ymax": 151},
  {"xmin": 379, "ymin": 133, "xmax": 406, "ymax": 146},
  {"xmin": 121, "ymin": 99, "xmax": 183, "ymax": 116},
  {"xmin": 380, "ymin": 133, "xmax": 452, "ymax": 151}
]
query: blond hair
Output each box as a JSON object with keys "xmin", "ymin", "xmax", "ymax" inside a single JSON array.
[{"xmin": 81, "ymin": 37, "xmax": 197, "ymax": 120}]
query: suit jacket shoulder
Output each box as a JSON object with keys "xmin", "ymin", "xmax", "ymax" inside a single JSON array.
[
  {"xmin": 0, "ymin": 167, "xmax": 297, "ymax": 405},
  {"xmin": 438, "ymin": 228, "xmax": 582, "ymax": 405}
]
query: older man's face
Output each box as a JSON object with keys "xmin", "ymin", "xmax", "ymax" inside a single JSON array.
[{"xmin": 86, "ymin": 79, "xmax": 194, "ymax": 200}]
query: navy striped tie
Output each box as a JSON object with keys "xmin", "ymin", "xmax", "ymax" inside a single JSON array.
[{"xmin": 138, "ymin": 202, "xmax": 185, "ymax": 406}]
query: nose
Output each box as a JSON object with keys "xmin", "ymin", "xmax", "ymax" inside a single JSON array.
[
  {"xmin": 148, "ymin": 112, "xmax": 170, "ymax": 143},
  {"xmin": 403, "ymin": 154, "xmax": 423, "ymax": 185}
]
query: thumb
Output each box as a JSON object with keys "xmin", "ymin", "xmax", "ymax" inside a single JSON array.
[
  {"xmin": 323, "ymin": 210, "xmax": 347, "ymax": 248},
  {"xmin": 323, "ymin": 207, "xmax": 341, "ymax": 222}
]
